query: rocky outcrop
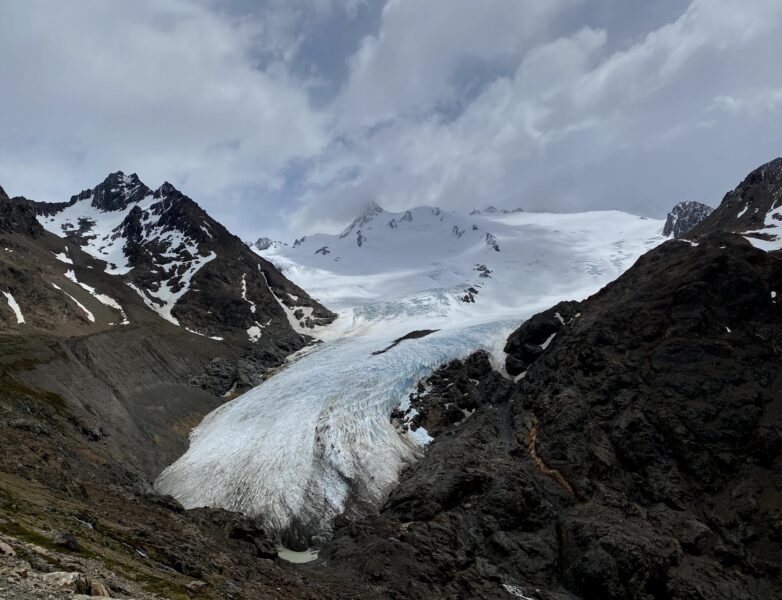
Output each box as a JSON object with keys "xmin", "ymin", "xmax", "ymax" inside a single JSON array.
[
  {"xmin": 0, "ymin": 197, "xmax": 44, "ymax": 238},
  {"xmin": 662, "ymin": 201, "xmax": 713, "ymax": 238},
  {"xmin": 691, "ymin": 157, "xmax": 782, "ymax": 246},
  {"xmin": 504, "ymin": 300, "xmax": 581, "ymax": 376},
  {"xmin": 251, "ymin": 236, "xmax": 285, "ymax": 251},
  {"xmin": 319, "ymin": 233, "xmax": 782, "ymax": 599}
]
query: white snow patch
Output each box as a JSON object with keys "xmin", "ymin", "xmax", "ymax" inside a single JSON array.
[
  {"xmin": 129, "ymin": 252, "xmax": 216, "ymax": 325},
  {"xmin": 185, "ymin": 327, "xmax": 224, "ymax": 341},
  {"xmin": 243, "ymin": 274, "xmax": 273, "ymax": 342},
  {"xmin": 3, "ymin": 291, "xmax": 25, "ymax": 324},
  {"xmin": 51, "ymin": 283, "xmax": 94, "ymax": 323},
  {"xmin": 63, "ymin": 270, "xmax": 128, "ymax": 325},
  {"xmin": 52, "ymin": 249, "xmax": 73, "ymax": 264},
  {"xmin": 744, "ymin": 204, "xmax": 782, "ymax": 252},
  {"xmin": 259, "ymin": 269, "xmax": 325, "ymax": 338},
  {"xmin": 502, "ymin": 584, "xmax": 536, "ymax": 599},
  {"xmin": 737, "ymin": 204, "xmax": 749, "ymax": 219},
  {"xmin": 241, "ymin": 275, "xmax": 256, "ymax": 313},
  {"xmin": 540, "ymin": 332, "xmax": 557, "ymax": 350},
  {"xmin": 42, "ymin": 192, "xmax": 157, "ymax": 274}
]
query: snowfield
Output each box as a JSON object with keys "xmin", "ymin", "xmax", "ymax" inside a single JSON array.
[{"xmin": 156, "ymin": 206, "xmax": 667, "ymax": 543}]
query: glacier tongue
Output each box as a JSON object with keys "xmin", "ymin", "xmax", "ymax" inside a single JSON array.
[
  {"xmin": 155, "ymin": 320, "xmax": 514, "ymax": 544},
  {"xmin": 156, "ymin": 209, "xmax": 669, "ymax": 545}
]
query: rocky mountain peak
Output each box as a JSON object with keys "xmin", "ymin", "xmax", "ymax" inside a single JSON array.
[
  {"xmin": 339, "ymin": 201, "xmax": 385, "ymax": 239},
  {"xmin": 0, "ymin": 196, "xmax": 43, "ymax": 237},
  {"xmin": 741, "ymin": 156, "xmax": 782, "ymax": 188},
  {"xmin": 25, "ymin": 173, "xmax": 337, "ymax": 343},
  {"xmin": 662, "ymin": 201, "xmax": 713, "ymax": 238},
  {"xmin": 76, "ymin": 171, "xmax": 151, "ymax": 212},
  {"xmin": 690, "ymin": 156, "xmax": 782, "ymax": 250},
  {"xmin": 251, "ymin": 237, "xmax": 284, "ymax": 252},
  {"xmin": 155, "ymin": 181, "xmax": 180, "ymax": 198}
]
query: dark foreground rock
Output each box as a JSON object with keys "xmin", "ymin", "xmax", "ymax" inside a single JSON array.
[{"xmin": 317, "ymin": 233, "xmax": 782, "ymax": 599}]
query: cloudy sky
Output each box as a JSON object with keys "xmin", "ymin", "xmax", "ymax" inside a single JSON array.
[{"xmin": 1, "ymin": 0, "xmax": 781, "ymax": 240}]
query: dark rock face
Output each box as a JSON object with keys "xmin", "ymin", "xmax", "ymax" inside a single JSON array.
[
  {"xmin": 504, "ymin": 300, "xmax": 581, "ymax": 376},
  {"xmin": 0, "ymin": 197, "xmax": 43, "ymax": 238},
  {"xmin": 85, "ymin": 171, "xmax": 151, "ymax": 212},
  {"xmin": 321, "ymin": 234, "xmax": 782, "ymax": 599},
  {"xmin": 691, "ymin": 157, "xmax": 782, "ymax": 242},
  {"xmin": 662, "ymin": 201, "xmax": 713, "ymax": 238}
]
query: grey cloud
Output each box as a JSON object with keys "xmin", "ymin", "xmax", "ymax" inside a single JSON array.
[
  {"xmin": 288, "ymin": 0, "xmax": 782, "ymax": 234},
  {"xmin": 0, "ymin": 0, "xmax": 780, "ymax": 241}
]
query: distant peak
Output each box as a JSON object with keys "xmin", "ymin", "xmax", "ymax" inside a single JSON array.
[
  {"xmin": 156, "ymin": 181, "xmax": 179, "ymax": 197},
  {"xmin": 360, "ymin": 201, "xmax": 384, "ymax": 218},
  {"xmin": 741, "ymin": 157, "xmax": 782, "ymax": 188},
  {"xmin": 339, "ymin": 201, "xmax": 386, "ymax": 239},
  {"xmin": 86, "ymin": 171, "xmax": 150, "ymax": 212},
  {"xmin": 252, "ymin": 237, "xmax": 284, "ymax": 251},
  {"xmin": 470, "ymin": 206, "xmax": 524, "ymax": 216},
  {"xmin": 100, "ymin": 171, "xmax": 141, "ymax": 187},
  {"xmin": 663, "ymin": 201, "xmax": 713, "ymax": 238}
]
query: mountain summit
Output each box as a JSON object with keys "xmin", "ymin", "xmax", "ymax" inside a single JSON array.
[
  {"xmin": 662, "ymin": 201, "xmax": 713, "ymax": 238},
  {"xmin": 22, "ymin": 173, "xmax": 336, "ymax": 341},
  {"xmin": 691, "ymin": 157, "xmax": 782, "ymax": 251}
]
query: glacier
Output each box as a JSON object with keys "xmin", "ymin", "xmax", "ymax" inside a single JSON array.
[{"xmin": 155, "ymin": 208, "xmax": 667, "ymax": 545}]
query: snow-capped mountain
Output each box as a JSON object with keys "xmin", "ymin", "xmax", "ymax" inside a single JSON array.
[
  {"xmin": 662, "ymin": 201, "xmax": 713, "ymax": 238},
  {"xmin": 249, "ymin": 236, "xmax": 286, "ymax": 252},
  {"xmin": 691, "ymin": 157, "xmax": 782, "ymax": 251},
  {"xmin": 25, "ymin": 171, "xmax": 335, "ymax": 341},
  {"xmin": 160, "ymin": 203, "xmax": 667, "ymax": 547},
  {"xmin": 469, "ymin": 206, "xmax": 524, "ymax": 216},
  {"xmin": 258, "ymin": 202, "xmax": 666, "ymax": 319}
]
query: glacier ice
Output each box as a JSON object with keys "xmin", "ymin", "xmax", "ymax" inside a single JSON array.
[
  {"xmin": 156, "ymin": 208, "xmax": 668, "ymax": 544},
  {"xmin": 156, "ymin": 319, "xmax": 516, "ymax": 544}
]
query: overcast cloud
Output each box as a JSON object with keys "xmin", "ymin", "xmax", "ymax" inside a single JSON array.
[{"xmin": 1, "ymin": 0, "xmax": 781, "ymax": 240}]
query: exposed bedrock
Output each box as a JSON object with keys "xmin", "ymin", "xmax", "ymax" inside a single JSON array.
[{"xmin": 317, "ymin": 234, "xmax": 782, "ymax": 599}]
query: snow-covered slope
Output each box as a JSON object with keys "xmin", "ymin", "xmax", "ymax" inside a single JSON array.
[
  {"xmin": 158, "ymin": 204, "xmax": 666, "ymax": 547},
  {"xmin": 260, "ymin": 203, "xmax": 665, "ymax": 324}
]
